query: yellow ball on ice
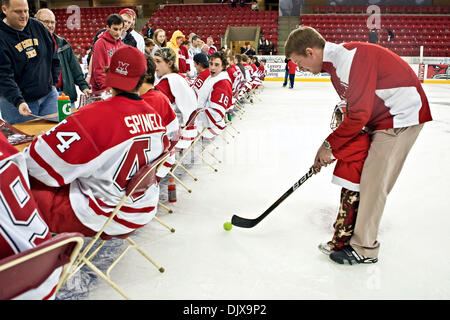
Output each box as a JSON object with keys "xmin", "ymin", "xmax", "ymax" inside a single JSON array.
[{"xmin": 223, "ymin": 222, "xmax": 232, "ymax": 231}]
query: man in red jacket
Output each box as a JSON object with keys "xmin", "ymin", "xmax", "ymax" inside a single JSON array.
[
  {"xmin": 90, "ymin": 14, "xmax": 124, "ymax": 92},
  {"xmin": 285, "ymin": 26, "xmax": 432, "ymax": 265}
]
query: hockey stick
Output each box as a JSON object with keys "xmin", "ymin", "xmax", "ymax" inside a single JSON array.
[{"xmin": 231, "ymin": 167, "xmax": 315, "ymax": 228}]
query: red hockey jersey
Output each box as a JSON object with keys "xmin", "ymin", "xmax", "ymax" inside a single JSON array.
[
  {"xmin": 25, "ymin": 94, "xmax": 168, "ymax": 236},
  {"xmin": 0, "ymin": 134, "xmax": 60, "ymax": 300},
  {"xmin": 322, "ymin": 42, "xmax": 432, "ymax": 151},
  {"xmin": 191, "ymin": 68, "xmax": 210, "ymax": 96}
]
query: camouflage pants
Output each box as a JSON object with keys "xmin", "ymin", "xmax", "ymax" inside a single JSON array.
[{"xmin": 328, "ymin": 188, "xmax": 360, "ymax": 251}]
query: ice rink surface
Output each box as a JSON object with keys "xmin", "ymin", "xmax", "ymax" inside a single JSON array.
[{"xmin": 58, "ymin": 81, "xmax": 450, "ymax": 301}]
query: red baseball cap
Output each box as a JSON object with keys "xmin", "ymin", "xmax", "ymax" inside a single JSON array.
[
  {"xmin": 119, "ymin": 8, "xmax": 136, "ymax": 18},
  {"xmin": 105, "ymin": 46, "xmax": 147, "ymax": 92}
]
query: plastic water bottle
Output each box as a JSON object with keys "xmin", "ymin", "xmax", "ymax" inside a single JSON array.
[
  {"xmin": 57, "ymin": 93, "xmax": 71, "ymax": 121},
  {"xmin": 168, "ymin": 178, "xmax": 177, "ymax": 202}
]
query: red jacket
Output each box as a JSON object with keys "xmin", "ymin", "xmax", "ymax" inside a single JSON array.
[
  {"xmin": 90, "ymin": 30, "xmax": 124, "ymax": 92},
  {"xmin": 288, "ymin": 60, "xmax": 297, "ymax": 74},
  {"xmin": 178, "ymin": 45, "xmax": 190, "ymax": 75},
  {"xmin": 322, "ymin": 42, "xmax": 432, "ymax": 151}
]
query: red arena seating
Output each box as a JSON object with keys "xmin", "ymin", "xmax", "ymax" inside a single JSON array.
[
  {"xmin": 300, "ymin": 13, "xmax": 449, "ymax": 57},
  {"xmin": 53, "ymin": 6, "xmax": 138, "ymax": 50},
  {"xmin": 149, "ymin": 3, "xmax": 278, "ymax": 51}
]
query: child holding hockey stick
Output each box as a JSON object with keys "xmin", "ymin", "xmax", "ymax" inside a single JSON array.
[{"xmin": 313, "ymin": 100, "xmax": 370, "ymax": 255}]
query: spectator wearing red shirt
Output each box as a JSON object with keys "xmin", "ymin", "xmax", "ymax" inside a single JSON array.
[{"xmin": 287, "ymin": 59, "xmax": 298, "ymax": 89}]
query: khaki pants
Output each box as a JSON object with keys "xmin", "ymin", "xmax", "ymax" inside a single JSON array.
[{"xmin": 349, "ymin": 124, "xmax": 424, "ymax": 258}]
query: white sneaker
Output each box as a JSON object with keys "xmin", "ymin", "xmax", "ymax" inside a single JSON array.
[{"xmin": 318, "ymin": 243, "xmax": 332, "ymax": 255}]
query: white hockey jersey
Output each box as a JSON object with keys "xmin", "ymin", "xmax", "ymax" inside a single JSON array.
[
  {"xmin": 24, "ymin": 93, "xmax": 168, "ymax": 236},
  {"xmin": 0, "ymin": 134, "xmax": 61, "ymax": 300},
  {"xmin": 196, "ymin": 71, "xmax": 233, "ymax": 139},
  {"xmin": 155, "ymin": 73, "xmax": 199, "ymax": 149}
]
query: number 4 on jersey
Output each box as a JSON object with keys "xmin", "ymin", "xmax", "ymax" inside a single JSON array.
[{"xmin": 55, "ymin": 131, "xmax": 81, "ymax": 153}]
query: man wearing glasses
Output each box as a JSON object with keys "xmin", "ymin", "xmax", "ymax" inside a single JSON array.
[
  {"xmin": 35, "ymin": 8, "xmax": 91, "ymax": 108},
  {"xmin": 0, "ymin": 0, "xmax": 60, "ymax": 124}
]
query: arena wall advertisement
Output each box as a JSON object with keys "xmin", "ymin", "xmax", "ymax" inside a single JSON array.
[{"xmin": 257, "ymin": 55, "xmax": 450, "ymax": 83}]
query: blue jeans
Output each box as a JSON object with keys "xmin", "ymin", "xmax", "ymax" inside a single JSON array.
[
  {"xmin": 283, "ymin": 70, "xmax": 289, "ymax": 86},
  {"xmin": 289, "ymin": 74, "xmax": 295, "ymax": 88},
  {"xmin": 0, "ymin": 87, "xmax": 58, "ymax": 124}
]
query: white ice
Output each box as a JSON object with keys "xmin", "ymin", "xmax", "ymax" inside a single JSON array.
[{"xmin": 59, "ymin": 81, "xmax": 450, "ymax": 300}]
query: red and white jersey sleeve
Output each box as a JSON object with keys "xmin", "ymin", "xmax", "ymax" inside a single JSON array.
[
  {"xmin": 190, "ymin": 68, "xmax": 210, "ymax": 96},
  {"xmin": 322, "ymin": 42, "xmax": 432, "ymax": 151},
  {"xmin": 0, "ymin": 134, "xmax": 60, "ymax": 300},
  {"xmin": 197, "ymin": 71, "xmax": 233, "ymax": 138},
  {"xmin": 24, "ymin": 95, "xmax": 168, "ymax": 236},
  {"xmin": 141, "ymin": 88, "xmax": 180, "ymax": 179},
  {"xmin": 243, "ymin": 63, "xmax": 253, "ymax": 82},
  {"xmin": 156, "ymin": 74, "xmax": 199, "ymax": 149},
  {"xmin": 331, "ymin": 133, "xmax": 371, "ymax": 192}
]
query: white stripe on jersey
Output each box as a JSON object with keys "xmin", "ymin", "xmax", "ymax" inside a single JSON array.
[{"xmin": 375, "ymin": 87, "xmax": 422, "ymax": 128}]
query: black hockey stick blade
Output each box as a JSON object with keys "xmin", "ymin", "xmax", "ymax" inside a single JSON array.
[{"xmin": 231, "ymin": 168, "xmax": 315, "ymax": 228}]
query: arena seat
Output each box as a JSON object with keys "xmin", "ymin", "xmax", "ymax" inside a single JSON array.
[{"xmin": 300, "ymin": 13, "xmax": 449, "ymax": 57}]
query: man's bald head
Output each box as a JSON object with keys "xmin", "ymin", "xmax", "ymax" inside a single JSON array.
[{"xmin": 35, "ymin": 8, "xmax": 56, "ymax": 34}]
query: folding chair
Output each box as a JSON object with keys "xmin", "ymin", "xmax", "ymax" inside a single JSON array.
[
  {"xmin": 61, "ymin": 151, "xmax": 172, "ymax": 300},
  {"xmin": 170, "ymin": 108, "xmax": 208, "ymax": 182},
  {"xmin": 0, "ymin": 232, "xmax": 84, "ymax": 300}
]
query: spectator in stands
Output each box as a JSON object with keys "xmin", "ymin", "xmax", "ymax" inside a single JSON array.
[
  {"xmin": 268, "ymin": 40, "xmax": 276, "ymax": 55},
  {"xmin": 0, "ymin": 0, "xmax": 60, "ymax": 124},
  {"xmin": 145, "ymin": 38, "xmax": 155, "ymax": 56},
  {"xmin": 25, "ymin": 46, "xmax": 169, "ymax": 238},
  {"xmin": 231, "ymin": 0, "xmax": 237, "ymax": 8},
  {"xmin": 143, "ymin": 22, "xmax": 153, "ymax": 40},
  {"xmin": 152, "ymin": 28, "xmax": 167, "ymax": 56},
  {"xmin": 251, "ymin": 0, "xmax": 259, "ymax": 11},
  {"xmin": 386, "ymin": 28, "xmax": 395, "ymax": 42},
  {"xmin": 368, "ymin": 28, "xmax": 379, "ymax": 44},
  {"xmin": 35, "ymin": 8, "xmax": 91, "ymax": 108},
  {"xmin": 119, "ymin": 9, "xmax": 137, "ymax": 48},
  {"xmin": 207, "ymin": 36, "xmax": 218, "ymax": 55},
  {"xmin": 167, "ymin": 30, "xmax": 186, "ymax": 72},
  {"xmin": 240, "ymin": 0, "xmax": 246, "ymax": 7},
  {"xmin": 90, "ymin": 14, "xmax": 124, "ymax": 92},
  {"xmin": 201, "ymin": 43, "xmax": 210, "ymax": 55},
  {"xmin": 73, "ymin": 44, "xmax": 84, "ymax": 63},
  {"xmin": 243, "ymin": 43, "xmax": 255, "ymax": 56},
  {"xmin": 259, "ymin": 34, "xmax": 269, "ymax": 55},
  {"xmin": 81, "ymin": 48, "xmax": 90, "ymax": 78},
  {"xmin": 120, "ymin": 8, "xmax": 145, "ymax": 54},
  {"xmin": 188, "ymin": 34, "xmax": 202, "ymax": 60}
]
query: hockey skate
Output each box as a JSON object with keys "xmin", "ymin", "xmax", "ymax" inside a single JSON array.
[{"xmin": 329, "ymin": 245, "xmax": 378, "ymax": 265}]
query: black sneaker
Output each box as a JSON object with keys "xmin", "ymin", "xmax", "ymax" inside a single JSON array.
[{"xmin": 329, "ymin": 245, "xmax": 378, "ymax": 265}]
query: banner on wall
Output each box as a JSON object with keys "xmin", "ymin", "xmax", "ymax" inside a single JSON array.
[
  {"xmin": 427, "ymin": 65, "xmax": 450, "ymax": 80},
  {"xmin": 256, "ymin": 55, "xmax": 331, "ymax": 79},
  {"xmin": 256, "ymin": 56, "xmax": 450, "ymax": 82}
]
